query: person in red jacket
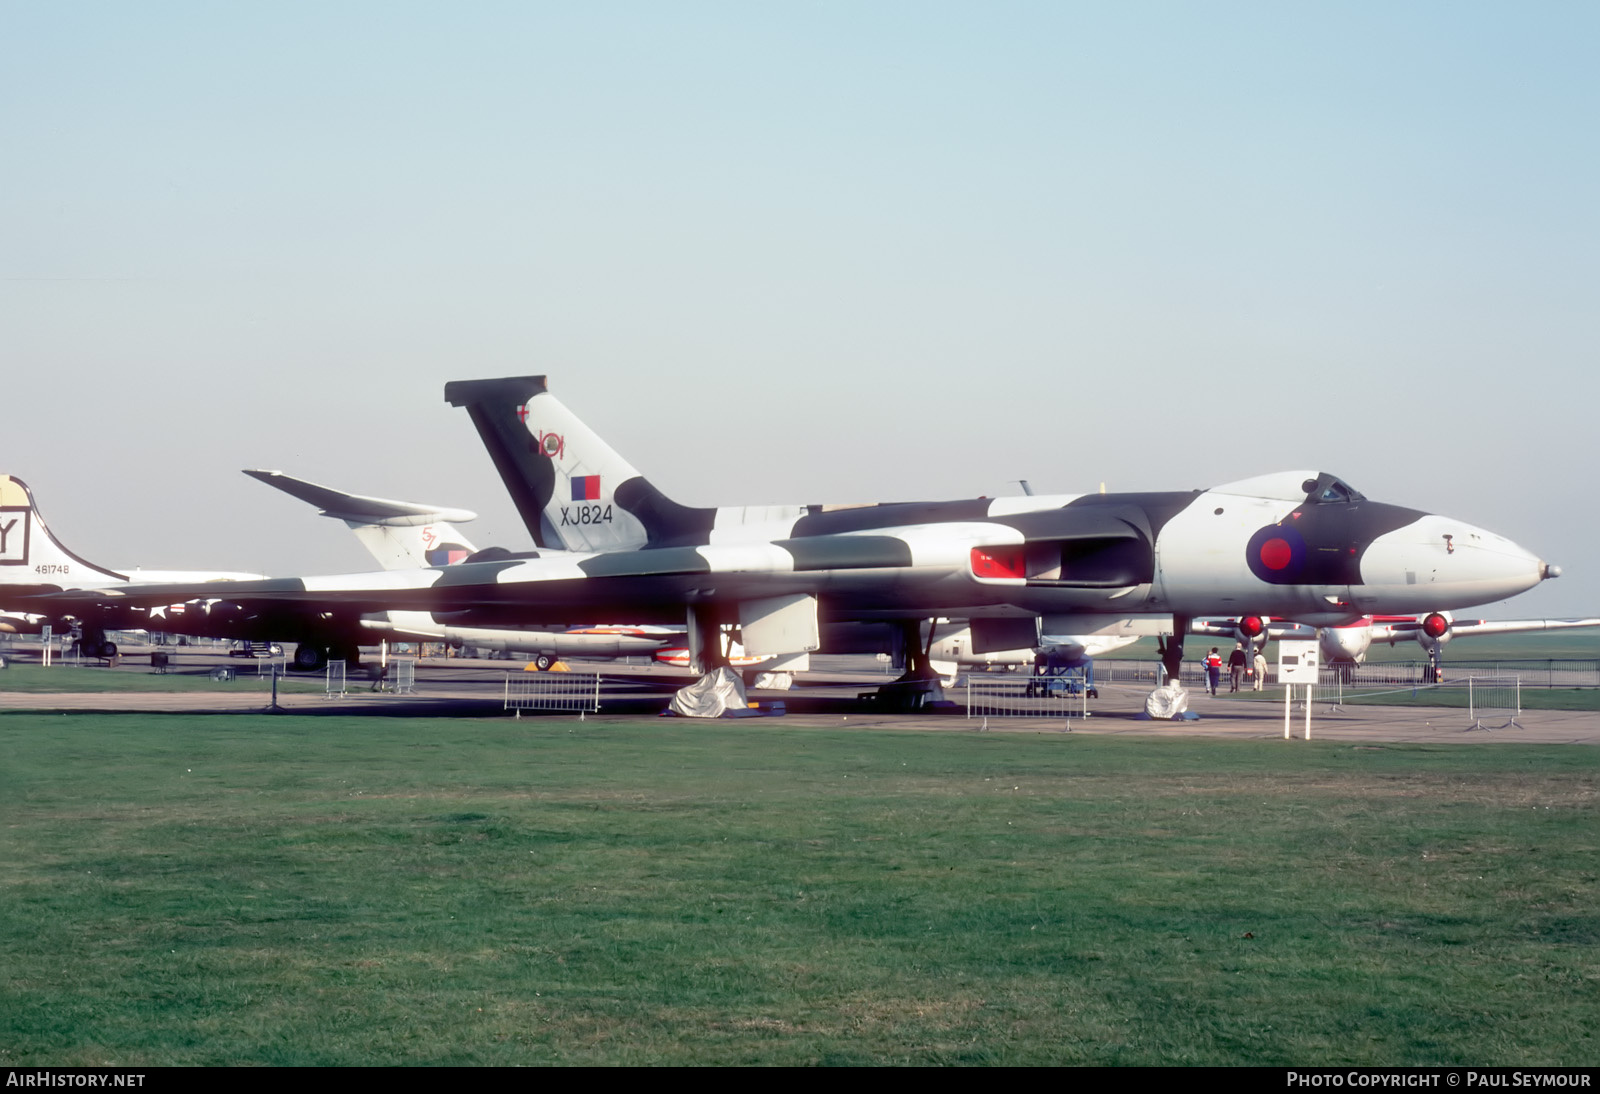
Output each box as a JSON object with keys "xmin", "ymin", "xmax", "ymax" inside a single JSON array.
[{"xmin": 1204, "ymin": 647, "xmax": 1223, "ymax": 696}]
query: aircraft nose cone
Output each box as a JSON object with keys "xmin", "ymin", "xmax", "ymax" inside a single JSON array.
[
  {"xmin": 1361, "ymin": 515, "xmax": 1546, "ymax": 609},
  {"xmin": 1542, "ymin": 562, "xmax": 1562, "ymax": 580}
]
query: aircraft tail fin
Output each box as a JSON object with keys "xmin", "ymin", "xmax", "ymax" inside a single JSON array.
[
  {"xmin": 445, "ymin": 376, "xmax": 714, "ymax": 552},
  {"xmin": 0, "ymin": 475, "xmax": 126, "ymax": 589},
  {"xmin": 243, "ymin": 469, "xmax": 480, "ymax": 570}
]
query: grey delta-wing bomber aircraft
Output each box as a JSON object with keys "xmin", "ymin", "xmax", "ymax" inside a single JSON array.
[
  {"xmin": 443, "ymin": 376, "xmax": 1561, "ymax": 689},
  {"xmin": 11, "ymin": 376, "xmax": 1560, "ymax": 711}
]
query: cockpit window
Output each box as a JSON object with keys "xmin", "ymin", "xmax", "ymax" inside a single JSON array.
[{"xmin": 1303, "ymin": 474, "xmax": 1366, "ymax": 503}]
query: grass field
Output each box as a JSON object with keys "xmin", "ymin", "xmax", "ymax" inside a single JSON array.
[
  {"xmin": 2, "ymin": 712, "xmax": 1595, "ymax": 1066},
  {"xmin": 0, "ymin": 663, "xmax": 325, "ymax": 694},
  {"xmin": 1356, "ymin": 630, "xmax": 1600, "ymax": 664},
  {"xmin": 1224, "ymin": 687, "xmax": 1600, "ymax": 711}
]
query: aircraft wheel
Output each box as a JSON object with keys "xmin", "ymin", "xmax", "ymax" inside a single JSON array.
[
  {"xmin": 535, "ymin": 654, "xmax": 554, "ymax": 671},
  {"xmin": 99, "ymin": 642, "xmax": 118, "ymax": 659},
  {"xmin": 292, "ymin": 644, "xmax": 328, "ymax": 672}
]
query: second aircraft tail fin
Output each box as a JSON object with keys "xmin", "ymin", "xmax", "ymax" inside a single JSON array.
[
  {"xmin": 244, "ymin": 469, "xmax": 480, "ymax": 570},
  {"xmin": 0, "ymin": 475, "xmax": 126, "ymax": 590},
  {"xmin": 445, "ymin": 375, "xmax": 713, "ymax": 552}
]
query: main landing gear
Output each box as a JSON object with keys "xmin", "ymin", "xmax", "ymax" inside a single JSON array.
[
  {"xmin": 668, "ymin": 606, "xmax": 750, "ymax": 718},
  {"xmin": 70, "ymin": 624, "xmax": 118, "ymax": 661},
  {"xmin": 289, "ymin": 643, "xmax": 360, "ymax": 673},
  {"xmin": 1146, "ymin": 614, "xmax": 1193, "ymax": 720},
  {"xmin": 867, "ymin": 619, "xmax": 949, "ymax": 711}
]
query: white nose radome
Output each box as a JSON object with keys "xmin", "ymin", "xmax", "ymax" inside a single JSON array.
[{"xmin": 1359, "ymin": 515, "xmax": 1547, "ymax": 611}]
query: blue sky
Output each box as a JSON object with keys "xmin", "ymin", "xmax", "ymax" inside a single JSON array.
[{"xmin": 3, "ymin": 2, "xmax": 1594, "ymax": 616}]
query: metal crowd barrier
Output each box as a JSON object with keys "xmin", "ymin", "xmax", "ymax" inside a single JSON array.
[
  {"xmin": 505, "ymin": 671, "xmax": 602, "ymax": 714},
  {"xmin": 325, "ymin": 661, "xmax": 347, "ymax": 699},
  {"xmin": 1433, "ymin": 660, "xmax": 1598, "ymax": 688},
  {"xmin": 965, "ymin": 676, "xmax": 1089, "ymax": 721},
  {"xmin": 1468, "ymin": 676, "xmax": 1522, "ymax": 730}
]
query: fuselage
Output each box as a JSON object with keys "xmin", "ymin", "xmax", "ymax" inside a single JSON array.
[{"xmin": 439, "ymin": 471, "xmax": 1549, "ymax": 625}]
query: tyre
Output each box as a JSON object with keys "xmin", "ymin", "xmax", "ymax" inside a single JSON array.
[
  {"xmin": 534, "ymin": 654, "xmax": 554, "ymax": 671},
  {"xmin": 292, "ymin": 644, "xmax": 328, "ymax": 672}
]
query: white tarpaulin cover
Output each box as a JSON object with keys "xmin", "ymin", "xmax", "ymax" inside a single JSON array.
[
  {"xmin": 669, "ymin": 666, "xmax": 750, "ymax": 718},
  {"xmin": 1144, "ymin": 683, "xmax": 1190, "ymax": 720}
]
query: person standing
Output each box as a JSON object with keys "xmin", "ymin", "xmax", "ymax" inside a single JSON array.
[
  {"xmin": 1253, "ymin": 648, "xmax": 1268, "ymax": 691},
  {"xmin": 1205, "ymin": 647, "xmax": 1223, "ymax": 696},
  {"xmin": 1228, "ymin": 642, "xmax": 1247, "ymax": 693}
]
